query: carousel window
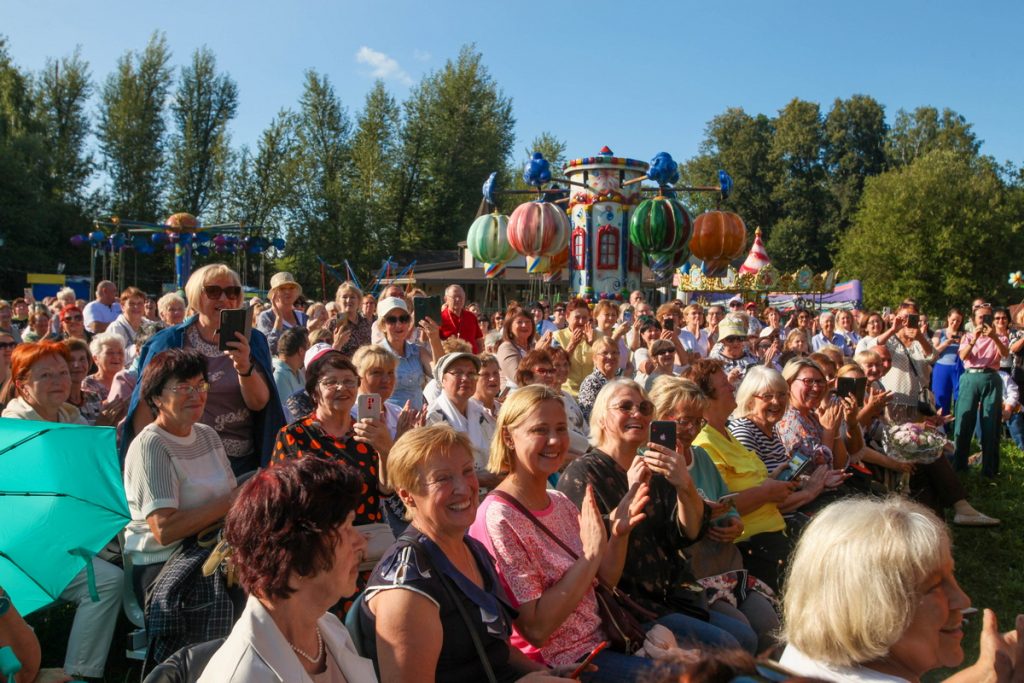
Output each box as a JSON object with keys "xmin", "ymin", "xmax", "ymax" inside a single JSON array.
[
  {"xmin": 571, "ymin": 227, "xmax": 586, "ymax": 271},
  {"xmin": 628, "ymin": 242, "xmax": 642, "ymax": 271},
  {"xmin": 597, "ymin": 225, "xmax": 619, "ymax": 269}
]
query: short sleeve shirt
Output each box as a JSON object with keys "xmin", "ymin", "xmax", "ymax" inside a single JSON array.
[{"xmin": 469, "ymin": 491, "xmax": 604, "ymax": 666}]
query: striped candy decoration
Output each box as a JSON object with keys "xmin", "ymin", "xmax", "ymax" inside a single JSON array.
[
  {"xmin": 628, "ymin": 196, "xmax": 692, "ymax": 256},
  {"xmin": 467, "ymin": 212, "xmax": 515, "ymax": 265}
]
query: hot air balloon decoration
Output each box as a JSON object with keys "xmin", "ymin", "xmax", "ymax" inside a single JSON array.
[
  {"xmin": 507, "ymin": 201, "xmax": 569, "ymax": 258},
  {"xmin": 690, "ymin": 210, "xmax": 747, "ymax": 276}
]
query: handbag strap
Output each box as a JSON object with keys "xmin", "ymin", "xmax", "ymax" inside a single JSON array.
[
  {"xmin": 488, "ymin": 489, "xmax": 580, "ymax": 561},
  {"xmin": 403, "ymin": 536, "xmax": 499, "ymax": 683}
]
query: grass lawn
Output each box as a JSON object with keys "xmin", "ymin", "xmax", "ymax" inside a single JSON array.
[{"xmin": 24, "ymin": 444, "xmax": 1024, "ymax": 682}]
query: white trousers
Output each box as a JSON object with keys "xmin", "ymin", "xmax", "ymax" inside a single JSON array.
[{"xmin": 58, "ymin": 557, "xmax": 123, "ymax": 678}]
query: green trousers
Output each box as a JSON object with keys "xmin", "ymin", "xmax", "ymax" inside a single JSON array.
[{"xmin": 953, "ymin": 370, "xmax": 1002, "ymax": 477}]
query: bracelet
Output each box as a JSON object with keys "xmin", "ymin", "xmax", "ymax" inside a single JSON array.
[{"xmin": 238, "ymin": 362, "xmax": 255, "ymax": 377}]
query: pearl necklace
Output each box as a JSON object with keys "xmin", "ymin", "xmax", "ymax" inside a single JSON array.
[{"xmin": 289, "ymin": 625, "xmax": 324, "ymax": 665}]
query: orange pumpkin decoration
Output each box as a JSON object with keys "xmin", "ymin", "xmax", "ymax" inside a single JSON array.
[{"xmin": 690, "ymin": 211, "xmax": 747, "ymax": 275}]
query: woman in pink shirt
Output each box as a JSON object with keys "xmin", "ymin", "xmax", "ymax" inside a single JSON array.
[{"xmin": 953, "ymin": 305, "xmax": 1008, "ymax": 477}]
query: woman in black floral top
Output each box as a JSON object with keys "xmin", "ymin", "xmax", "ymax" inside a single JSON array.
[{"xmin": 577, "ymin": 337, "xmax": 621, "ymax": 421}]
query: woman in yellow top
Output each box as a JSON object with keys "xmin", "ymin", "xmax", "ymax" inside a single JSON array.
[
  {"xmin": 552, "ymin": 298, "xmax": 603, "ymax": 397},
  {"xmin": 688, "ymin": 359, "xmax": 796, "ymax": 592}
]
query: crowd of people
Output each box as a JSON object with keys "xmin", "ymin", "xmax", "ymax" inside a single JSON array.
[{"xmin": 0, "ymin": 271, "xmax": 1022, "ymax": 682}]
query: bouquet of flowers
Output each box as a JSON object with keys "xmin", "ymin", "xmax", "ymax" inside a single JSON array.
[{"xmin": 883, "ymin": 422, "xmax": 947, "ymax": 464}]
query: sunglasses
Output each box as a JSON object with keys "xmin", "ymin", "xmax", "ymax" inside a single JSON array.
[
  {"xmin": 203, "ymin": 285, "xmax": 242, "ymax": 300},
  {"xmin": 655, "ymin": 349, "xmax": 675, "ymax": 356},
  {"xmin": 0, "ymin": 341, "xmax": 16, "ymax": 350},
  {"xmin": 613, "ymin": 400, "xmax": 655, "ymax": 416},
  {"xmin": 63, "ymin": 315, "xmax": 84, "ymax": 322},
  {"xmin": 384, "ymin": 314, "xmax": 411, "ymax": 325},
  {"xmin": 722, "ymin": 336, "xmax": 746, "ymax": 343}
]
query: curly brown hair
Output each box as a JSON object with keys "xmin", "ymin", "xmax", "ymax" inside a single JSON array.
[{"xmin": 684, "ymin": 358, "xmax": 725, "ymax": 399}]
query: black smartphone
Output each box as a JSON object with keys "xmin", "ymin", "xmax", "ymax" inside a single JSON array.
[
  {"xmin": 649, "ymin": 420, "xmax": 677, "ymax": 450},
  {"xmin": 414, "ymin": 295, "xmax": 443, "ymax": 326},
  {"xmin": 662, "ymin": 318, "xmax": 675, "ymax": 331},
  {"xmin": 906, "ymin": 314, "xmax": 920, "ymax": 328},
  {"xmin": 777, "ymin": 451, "xmax": 816, "ymax": 482},
  {"xmin": 219, "ymin": 308, "xmax": 251, "ymax": 351},
  {"xmin": 835, "ymin": 376, "xmax": 867, "ymax": 403},
  {"xmin": 982, "ymin": 313, "xmax": 994, "ymax": 327}
]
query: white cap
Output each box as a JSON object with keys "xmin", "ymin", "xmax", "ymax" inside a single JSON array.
[
  {"xmin": 303, "ymin": 342, "xmax": 334, "ymax": 369},
  {"xmin": 376, "ymin": 296, "xmax": 408, "ymax": 319}
]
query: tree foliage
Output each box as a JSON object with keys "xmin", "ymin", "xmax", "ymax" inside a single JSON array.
[
  {"xmin": 836, "ymin": 150, "xmax": 1023, "ymax": 311},
  {"xmin": 97, "ymin": 32, "xmax": 173, "ymax": 221},
  {"xmin": 34, "ymin": 48, "xmax": 93, "ymax": 204},
  {"xmin": 166, "ymin": 47, "xmax": 238, "ymax": 215}
]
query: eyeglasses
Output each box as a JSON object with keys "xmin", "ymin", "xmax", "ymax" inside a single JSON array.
[
  {"xmin": 532, "ymin": 367, "xmax": 555, "ymax": 376},
  {"xmin": 754, "ymin": 392, "xmax": 787, "ymax": 402},
  {"xmin": 0, "ymin": 341, "xmax": 16, "ymax": 350},
  {"xmin": 613, "ymin": 400, "xmax": 655, "ymax": 416},
  {"xmin": 319, "ymin": 377, "xmax": 358, "ymax": 391},
  {"xmin": 795, "ymin": 377, "xmax": 826, "ymax": 388},
  {"xmin": 384, "ymin": 314, "xmax": 410, "ymax": 325},
  {"xmin": 671, "ymin": 416, "xmax": 706, "ymax": 429},
  {"xmin": 165, "ymin": 382, "xmax": 210, "ymax": 396},
  {"xmin": 203, "ymin": 285, "xmax": 242, "ymax": 300},
  {"xmin": 729, "ymin": 302, "xmax": 743, "ymax": 308},
  {"xmin": 63, "ymin": 315, "xmax": 84, "ymax": 322},
  {"xmin": 445, "ymin": 370, "xmax": 479, "ymax": 381},
  {"xmin": 595, "ymin": 351, "xmax": 620, "ymax": 358}
]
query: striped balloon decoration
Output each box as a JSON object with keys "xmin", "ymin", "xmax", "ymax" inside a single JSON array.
[
  {"xmin": 507, "ymin": 201, "xmax": 569, "ymax": 257},
  {"xmin": 628, "ymin": 196, "xmax": 692, "ymax": 256},
  {"xmin": 525, "ymin": 255, "xmax": 552, "ymax": 274},
  {"xmin": 467, "ymin": 212, "xmax": 515, "ymax": 265},
  {"xmin": 483, "ymin": 261, "xmax": 507, "ymax": 279}
]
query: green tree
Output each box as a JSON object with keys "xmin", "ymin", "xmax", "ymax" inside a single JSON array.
[
  {"xmin": 767, "ymin": 98, "xmax": 835, "ymax": 271},
  {"xmin": 836, "ymin": 150, "xmax": 1022, "ymax": 312},
  {"xmin": 33, "ymin": 48, "xmax": 93, "ymax": 203},
  {"xmin": 886, "ymin": 106, "xmax": 979, "ymax": 167},
  {"xmin": 281, "ymin": 70, "xmax": 352, "ymax": 292},
  {"xmin": 678, "ymin": 108, "xmax": 779, "ymax": 234},
  {"xmin": 97, "ymin": 32, "xmax": 173, "ymax": 221},
  {"xmin": 166, "ymin": 47, "xmax": 238, "ymax": 216},
  {"xmin": 823, "ymin": 95, "xmax": 887, "ymax": 236},
  {"xmin": 346, "ymin": 80, "xmax": 401, "ymax": 272},
  {"xmin": 506, "ymin": 131, "xmax": 568, "ymax": 202},
  {"xmin": 393, "ymin": 45, "xmax": 515, "ymax": 249}
]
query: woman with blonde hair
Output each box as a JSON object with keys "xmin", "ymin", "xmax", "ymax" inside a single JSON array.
[
  {"xmin": 359, "ymin": 424, "xmax": 577, "ymax": 682},
  {"xmin": 780, "ymin": 496, "xmax": 1021, "ymax": 682},
  {"xmin": 121, "ymin": 263, "xmax": 284, "ymax": 475},
  {"xmin": 470, "ymin": 385, "xmax": 671, "ymax": 681},
  {"xmin": 331, "ymin": 281, "xmax": 373, "ymax": 357}
]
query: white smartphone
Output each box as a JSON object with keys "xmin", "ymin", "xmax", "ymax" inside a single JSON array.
[{"xmin": 357, "ymin": 393, "xmax": 382, "ymax": 421}]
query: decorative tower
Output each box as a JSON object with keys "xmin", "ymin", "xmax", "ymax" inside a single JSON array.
[{"xmin": 563, "ymin": 147, "xmax": 648, "ymax": 301}]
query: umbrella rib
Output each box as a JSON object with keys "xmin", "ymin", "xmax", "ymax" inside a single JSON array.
[
  {"xmin": 0, "ymin": 491, "xmax": 127, "ymax": 519},
  {"xmin": 0, "ymin": 550, "xmax": 62, "ymax": 602},
  {"xmin": 0, "ymin": 429, "xmax": 50, "ymax": 457}
]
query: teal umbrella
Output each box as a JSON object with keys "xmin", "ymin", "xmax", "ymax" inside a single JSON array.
[{"xmin": 0, "ymin": 418, "xmax": 129, "ymax": 615}]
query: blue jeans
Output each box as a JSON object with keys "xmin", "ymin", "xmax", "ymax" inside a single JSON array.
[
  {"xmin": 581, "ymin": 612, "xmax": 750, "ymax": 682},
  {"xmin": 1007, "ymin": 412, "xmax": 1024, "ymax": 450}
]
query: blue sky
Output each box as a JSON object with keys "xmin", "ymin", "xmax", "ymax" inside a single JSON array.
[{"xmin": 5, "ymin": 0, "xmax": 1023, "ymax": 170}]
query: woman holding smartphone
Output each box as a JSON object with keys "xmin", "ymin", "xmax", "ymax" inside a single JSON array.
[{"xmin": 931, "ymin": 308, "xmax": 966, "ymax": 421}]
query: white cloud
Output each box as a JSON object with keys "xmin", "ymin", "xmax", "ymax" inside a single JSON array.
[
  {"xmin": 355, "ymin": 46, "xmax": 412, "ymax": 86},
  {"xmin": 413, "ymin": 49, "xmax": 431, "ymax": 62}
]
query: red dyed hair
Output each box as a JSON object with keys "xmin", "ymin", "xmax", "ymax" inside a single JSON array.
[
  {"xmin": 59, "ymin": 305, "xmax": 82, "ymax": 322},
  {"xmin": 225, "ymin": 457, "xmax": 362, "ymax": 600},
  {"xmin": 10, "ymin": 341, "xmax": 71, "ymax": 395}
]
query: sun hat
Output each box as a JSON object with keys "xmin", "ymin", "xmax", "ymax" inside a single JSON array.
[
  {"xmin": 718, "ymin": 315, "xmax": 748, "ymax": 340},
  {"xmin": 269, "ymin": 272, "xmax": 302, "ymax": 296}
]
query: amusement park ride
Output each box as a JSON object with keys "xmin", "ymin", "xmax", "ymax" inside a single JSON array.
[{"xmin": 468, "ymin": 146, "xmax": 839, "ymax": 303}]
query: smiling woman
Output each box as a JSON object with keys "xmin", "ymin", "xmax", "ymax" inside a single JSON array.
[{"xmin": 779, "ymin": 496, "xmax": 1022, "ymax": 683}]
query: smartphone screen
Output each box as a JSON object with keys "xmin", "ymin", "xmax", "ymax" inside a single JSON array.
[
  {"xmin": 906, "ymin": 314, "xmax": 920, "ymax": 328},
  {"xmin": 662, "ymin": 318, "xmax": 675, "ymax": 331},
  {"xmin": 622, "ymin": 310, "xmax": 634, "ymax": 324},
  {"xmin": 777, "ymin": 452, "xmax": 814, "ymax": 482},
  {"xmin": 649, "ymin": 420, "xmax": 677, "ymax": 450},
  {"xmin": 835, "ymin": 376, "xmax": 857, "ymax": 399}
]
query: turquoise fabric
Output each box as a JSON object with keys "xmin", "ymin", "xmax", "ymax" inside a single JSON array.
[{"xmin": 0, "ymin": 419, "xmax": 129, "ymax": 615}]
